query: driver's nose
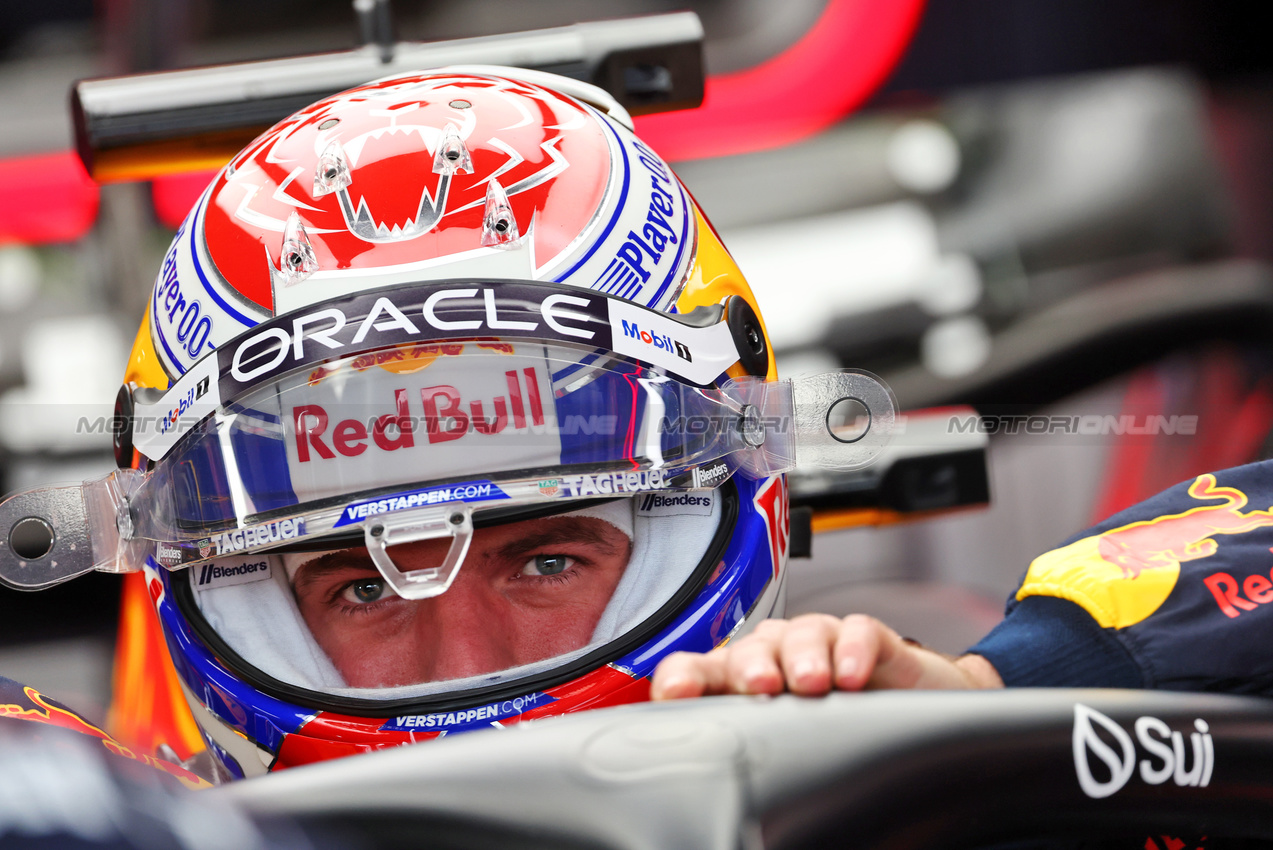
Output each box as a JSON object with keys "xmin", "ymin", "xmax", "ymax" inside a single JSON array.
[{"xmin": 410, "ymin": 575, "xmax": 516, "ymax": 682}]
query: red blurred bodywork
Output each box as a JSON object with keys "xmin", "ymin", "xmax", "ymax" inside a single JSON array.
[
  {"xmin": 634, "ymin": 0, "xmax": 927, "ymax": 161},
  {"xmin": 0, "ymin": 152, "xmax": 99, "ymax": 245}
]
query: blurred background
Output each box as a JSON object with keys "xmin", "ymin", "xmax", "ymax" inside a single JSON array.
[{"xmin": 1, "ymin": 0, "xmax": 1271, "ymax": 723}]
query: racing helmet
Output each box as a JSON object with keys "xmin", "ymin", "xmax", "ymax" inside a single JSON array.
[{"xmin": 0, "ymin": 68, "xmax": 893, "ymax": 780}]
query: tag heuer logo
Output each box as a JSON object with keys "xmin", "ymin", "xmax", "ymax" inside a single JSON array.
[{"xmin": 538, "ymin": 479, "xmax": 560, "ymax": 497}]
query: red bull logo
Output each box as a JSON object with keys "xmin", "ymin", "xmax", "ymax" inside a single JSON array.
[
  {"xmin": 1019, "ymin": 474, "xmax": 1273, "ymax": 629},
  {"xmin": 293, "ymin": 367, "xmax": 547, "ymax": 461},
  {"xmin": 308, "ymin": 341, "xmax": 471, "ymax": 385},
  {"xmin": 2, "ymin": 683, "xmax": 210, "ymax": 789},
  {"xmin": 1096, "ymin": 475, "xmax": 1273, "ymax": 579}
]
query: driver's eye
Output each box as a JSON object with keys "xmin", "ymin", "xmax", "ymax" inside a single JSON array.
[
  {"xmin": 521, "ymin": 554, "xmax": 574, "ymax": 577},
  {"xmin": 343, "ymin": 578, "xmax": 389, "ymax": 604}
]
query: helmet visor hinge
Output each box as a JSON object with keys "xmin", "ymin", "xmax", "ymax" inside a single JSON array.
[
  {"xmin": 724, "ymin": 295, "xmax": 769, "ymax": 377},
  {"xmin": 113, "ymin": 384, "xmax": 135, "ymax": 469}
]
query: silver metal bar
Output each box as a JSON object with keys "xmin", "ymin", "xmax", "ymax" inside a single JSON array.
[{"xmin": 72, "ymin": 12, "xmax": 704, "ymax": 181}]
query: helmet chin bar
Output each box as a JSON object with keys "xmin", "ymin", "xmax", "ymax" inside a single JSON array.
[{"xmin": 363, "ymin": 503, "xmax": 475, "ymax": 601}]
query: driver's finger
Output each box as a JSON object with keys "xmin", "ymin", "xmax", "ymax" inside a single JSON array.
[
  {"xmin": 651, "ymin": 649, "xmax": 728, "ymax": 700},
  {"xmin": 777, "ymin": 614, "xmax": 842, "ymax": 695},
  {"xmin": 723, "ymin": 622, "xmax": 786, "ymax": 695},
  {"xmin": 831, "ymin": 614, "xmax": 887, "ymax": 691}
]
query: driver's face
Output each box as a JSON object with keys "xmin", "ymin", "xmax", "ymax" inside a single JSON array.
[{"xmin": 291, "ymin": 516, "xmax": 632, "ymax": 687}]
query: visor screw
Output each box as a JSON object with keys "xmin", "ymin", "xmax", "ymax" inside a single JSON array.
[
  {"xmin": 370, "ymin": 524, "xmax": 384, "ymax": 538},
  {"xmin": 324, "ymin": 167, "xmax": 339, "ymax": 180},
  {"xmin": 446, "ymin": 149, "xmax": 460, "ymax": 162},
  {"xmin": 739, "ymin": 404, "xmax": 765, "ymax": 448},
  {"xmin": 494, "ymin": 218, "xmax": 509, "ymax": 233},
  {"xmin": 448, "ymin": 512, "xmax": 465, "ymax": 526},
  {"xmin": 746, "ymin": 325, "xmax": 763, "ymax": 354}
]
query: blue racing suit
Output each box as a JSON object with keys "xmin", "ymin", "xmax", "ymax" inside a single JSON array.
[{"xmin": 971, "ymin": 461, "xmax": 1273, "ymax": 693}]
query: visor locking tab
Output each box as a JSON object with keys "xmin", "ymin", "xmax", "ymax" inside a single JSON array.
[{"xmin": 363, "ymin": 502, "xmax": 475, "ymax": 601}]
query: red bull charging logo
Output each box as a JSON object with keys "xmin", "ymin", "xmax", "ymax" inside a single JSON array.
[
  {"xmin": 1018, "ymin": 474, "xmax": 1273, "ymax": 629},
  {"xmin": 2, "ymin": 683, "xmax": 210, "ymax": 789}
]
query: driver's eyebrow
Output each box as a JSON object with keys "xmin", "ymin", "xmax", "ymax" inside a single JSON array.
[
  {"xmin": 292, "ymin": 550, "xmax": 375, "ymax": 593},
  {"xmin": 494, "ymin": 521, "xmax": 627, "ymax": 562}
]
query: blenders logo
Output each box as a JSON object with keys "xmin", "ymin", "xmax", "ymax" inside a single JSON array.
[
  {"xmin": 212, "ymin": 518, "xmax": 304, "ymax": 556},
  {"xmin": 196, "ymin": 559, "xmax": 271, "ymax": 589},
  {"xmin": 293, "ymin": 368, "xmax": 547, "ymax": 462},
  {"xmin": 336, "ymin": 481, "xmax": 507, "ymax": 527},
  {"xmin": 599, "ymin": 139, "xmax": 683, "ymax": 298},
  {"xmin": 638, "ymin": 493, "xmax": 712, "ymax": 514},
  {"xmin": 691, "ymin": 461, "xmax": 730, "ymax": 489},
  {"xmin": 156, "ymin": 543, "xmax": 183, "ymax": 566},
  {"xmin": 1072, "ymin": 704, "xmax": 1214, "ymax": 799},
  {"xmin": 620, "ymin": 319, "xmax": 691, "ymax": 362}
]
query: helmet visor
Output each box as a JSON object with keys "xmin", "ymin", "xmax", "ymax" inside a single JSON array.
[
  {"xmin": 134, "ymin": 339, "xmax": 750, "ymax": 554},
  {"xmin": 0, "ymin": 273, "xmax": 895, "ymax": 592}
]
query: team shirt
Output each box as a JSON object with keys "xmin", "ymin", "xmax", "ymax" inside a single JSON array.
[{"xmin": 971, "ymin": 460, "xmax": 1273, "ymax": 694}]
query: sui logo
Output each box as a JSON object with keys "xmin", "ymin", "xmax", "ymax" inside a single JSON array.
[{"xmin": 1072, "ymin": 704, "xmax": 1214, "ymax": 799}]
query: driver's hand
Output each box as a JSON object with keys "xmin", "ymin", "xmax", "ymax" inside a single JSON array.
[{"xmin": 649, "ymin": 613, "xmax": 1003, "ymax": 699}]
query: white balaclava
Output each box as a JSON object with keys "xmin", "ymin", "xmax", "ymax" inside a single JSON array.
[{"xmin": 193, "ymin": 493, "xmax": 721, "ymax": 699}]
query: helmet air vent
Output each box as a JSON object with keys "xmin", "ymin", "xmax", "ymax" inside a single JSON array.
[
  {"xmin": 312, "ymin": 140, "xmax": 352, "ymax": 197},
  {"xmin": 481, "ymin": 179, "xmax": 520, "ymax": 248},
  {"xmin": 433, "ymin": 123, "xmax": 473, "ymax": 175},
  {"xmin": 278, "ymin": 212, "xmax": 320, "ymax": 287}
]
